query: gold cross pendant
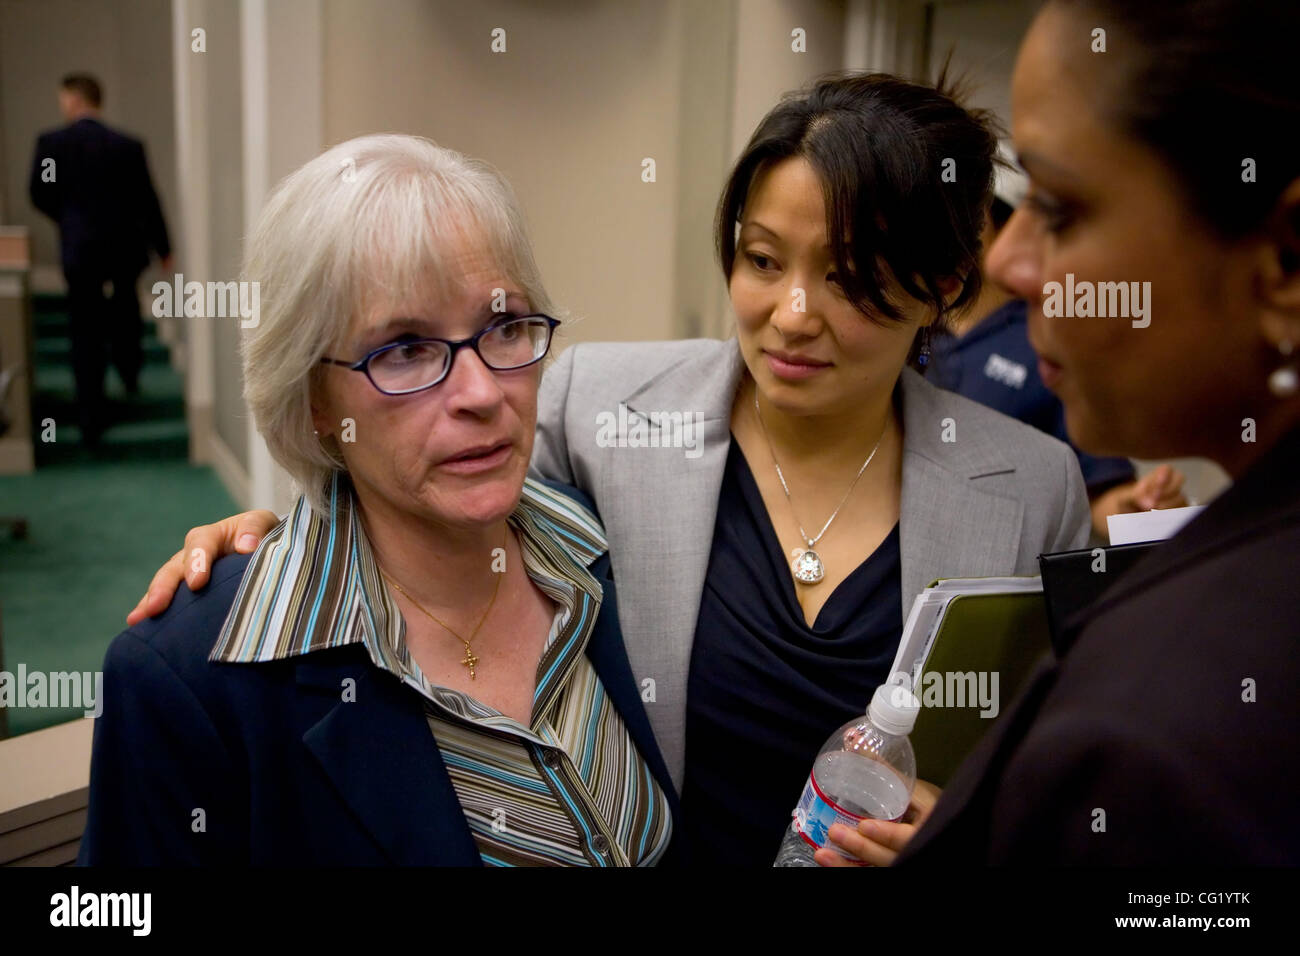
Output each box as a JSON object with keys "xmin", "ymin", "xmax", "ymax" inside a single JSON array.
[{"xmin": 460, "ymin": 645, "xmax": 479, "ymax": 680}]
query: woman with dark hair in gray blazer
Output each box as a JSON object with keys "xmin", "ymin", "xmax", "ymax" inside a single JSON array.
[{"xmin": 129, "ymin": 74, "xmax": 1090, "ymax": 866}]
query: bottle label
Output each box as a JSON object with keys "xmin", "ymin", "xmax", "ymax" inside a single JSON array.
[{"xmin": 791, "ymin": 771, "xmax": 864, "ymax": 859}]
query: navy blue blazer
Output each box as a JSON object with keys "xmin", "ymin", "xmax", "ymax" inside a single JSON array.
[
  {"xmin": 77, "ymin": 496, "xmax": 680, "ymax": 866},
  {"xmin": 29, "ymin": 117, "xmax": 170, "ymax": 277}
]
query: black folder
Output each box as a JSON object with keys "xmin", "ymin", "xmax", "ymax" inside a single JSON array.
[{"xmin": 1037, "ymin": 542, "xmax": 1158, "ymax": 657}]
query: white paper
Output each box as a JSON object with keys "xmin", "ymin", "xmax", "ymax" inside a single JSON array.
[{"xmin": 1107, "ymin": 505, "xmax": 1206, "ymax": 545}]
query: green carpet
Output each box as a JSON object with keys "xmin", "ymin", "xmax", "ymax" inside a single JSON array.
[{"xmin": 0, "ymin": 294, "xmax": 237, "ymax": 736}]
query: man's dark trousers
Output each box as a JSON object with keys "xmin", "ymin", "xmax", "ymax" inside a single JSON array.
[{"xmin": 65, "ymin": 263, "xmax": 144, "ymax": 436}]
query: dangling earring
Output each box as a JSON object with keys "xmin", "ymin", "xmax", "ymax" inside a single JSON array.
[
  {"xmin": 1269, "ymin": 340, "xmax": 1298, "ymax": 397},
  {"xmin": 917, "ymin": 327, "xmax": 932, "ymax": 369}
]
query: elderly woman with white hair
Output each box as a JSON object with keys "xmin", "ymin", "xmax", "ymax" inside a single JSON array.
[{"xmin": 77, "ymin": 134, "xmax": 676, "ymax": 866}]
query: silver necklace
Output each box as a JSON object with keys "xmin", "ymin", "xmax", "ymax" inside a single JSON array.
[{"xmin": 753, "ymin": 391, "xmax": 887, "ymax": 585}]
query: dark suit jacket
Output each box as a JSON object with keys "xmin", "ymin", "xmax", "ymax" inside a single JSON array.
[
  {"xmin": 29, "ymin": 117, "xmax": 170, "ymax": 277},
  {"xmin": 897, "ymin": 426, "xmax": 1300, "ymax": 865},
  {"xmin": 77, "ymin": 492, "xmax": 680, "ymax": 866}
]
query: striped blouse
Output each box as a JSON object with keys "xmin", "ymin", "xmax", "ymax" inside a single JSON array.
[{"xmin": 210, "ymin": 472, "xmax": 673, "ymax": 866}]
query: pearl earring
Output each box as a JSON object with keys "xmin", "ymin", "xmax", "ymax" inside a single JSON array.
[{"xmin": 1268, "ymin": 340, "xmax": 1298, "ymax": 397}]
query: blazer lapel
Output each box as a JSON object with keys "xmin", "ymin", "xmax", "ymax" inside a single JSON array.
[
  {"xmin": 299, "ymin": 662, "xmax": 482, "ymax": 866},
  {"xmin": 898, "ymin": 369, "xmax": 1026, "ymax": 619},
  {"xmin": 599, "ymin": 340, "xmax": 747, "ymax": 791}
]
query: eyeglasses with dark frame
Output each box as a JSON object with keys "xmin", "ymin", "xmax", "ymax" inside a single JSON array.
[{"xmin": 320, "ymin": 314, "xmax": 560, "ymax": 395}]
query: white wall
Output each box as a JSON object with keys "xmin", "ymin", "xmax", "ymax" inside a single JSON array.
[
  {"xmin": 729, "ymin": 0, "xmax": 847, "ymax": 167},
  {"xmin": 670, "ymin": 0, "xmax": 737, "ymax": 341},
  {"xmin": 319, "ymin": 0, "xmax": 848, "ymax": 347},
  {"xmin": 191, "ymin": 0, "xmax": 249, "ymax": 475},
  {"xmin": 927, "ymin": 0, "xmax": 1040, "ymax": 136},
  {"xmin": 321, "ymin": 0, "xmax": 683, "ymax": 346}
]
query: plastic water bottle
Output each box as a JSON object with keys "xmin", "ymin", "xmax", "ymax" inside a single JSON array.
[{"xmin": 774, "ymin": 682, "xmax": 919, "ymax": 866}]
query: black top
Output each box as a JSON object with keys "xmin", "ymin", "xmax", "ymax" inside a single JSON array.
[
  {"xmin": 898, "ymin": 425, "xmax": 1300, "ymax": 864},
  {"xmin": 681, "ymin": 438, "xmax": 903, "ymax": 865}
]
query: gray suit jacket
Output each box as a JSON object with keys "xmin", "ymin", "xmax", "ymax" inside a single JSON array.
[{"xmin": 532, "ymin": 338, "xmax": 1090, "ymax": 791}]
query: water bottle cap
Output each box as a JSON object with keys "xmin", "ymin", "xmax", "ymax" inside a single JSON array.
[{"xmin": 869, "ymin": 682, "xmax": 920, "ymax": 736}]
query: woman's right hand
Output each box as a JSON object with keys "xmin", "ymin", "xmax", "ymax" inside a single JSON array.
[
  {"xmin": 816, "ymin": 778, "xmax": 942, "ymax": 867},
  {"xmin": 126, "ymin": 511, "xmax": 280, "ymax": 626}
]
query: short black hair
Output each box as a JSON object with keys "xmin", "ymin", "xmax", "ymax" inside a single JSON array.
[
  {"xmin": 715, "ymin": 70, "xmax": 1001, "ymax": 365},
  {"xmin": 60, "ymin": 73, "xmax": 102, "ymax": 108},
  {"xmin": 1052, "ymin": 0, "xmax": 1299, "ymax": 240}
]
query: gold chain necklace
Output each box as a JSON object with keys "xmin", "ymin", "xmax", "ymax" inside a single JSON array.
[{"xmin": 381, "ymin": 525, "xmax": 508, "ymax": 680}]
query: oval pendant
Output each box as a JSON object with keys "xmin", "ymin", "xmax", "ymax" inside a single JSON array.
[{"xmin": 791, "ymin": 549, "xmax": 825, "ymax": 585}]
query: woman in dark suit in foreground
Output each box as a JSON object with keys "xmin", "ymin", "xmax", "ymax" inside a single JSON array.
[{"xmin": 835, "ymin": 0, "xmax": 1300, "ymax": 865}]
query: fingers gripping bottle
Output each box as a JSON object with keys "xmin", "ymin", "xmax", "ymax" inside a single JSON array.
[{"xmin": 774, "ymin": 682, "xmax": 920, "ymax": 866}]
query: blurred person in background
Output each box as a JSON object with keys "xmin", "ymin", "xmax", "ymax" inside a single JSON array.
[{"xmin": 29, "ymin": 73, "xmax": 172, "ymax": 445}]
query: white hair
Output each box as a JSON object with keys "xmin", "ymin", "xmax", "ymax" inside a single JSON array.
[{"xmin": 241, "ymin": 133, "xmax": 560, "ymax": 514}]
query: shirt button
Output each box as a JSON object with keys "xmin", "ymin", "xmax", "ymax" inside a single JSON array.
[
  {"xmin": 541, "ymin": 748, "xmax": 562, "ymax": 769},
  {"xmin": 591, "ymin": 834, "xmax": 609, "ymax": 854}
]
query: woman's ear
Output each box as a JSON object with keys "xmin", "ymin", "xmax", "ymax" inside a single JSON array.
[
  {"xmin": 309, "ymin": 384, "xmax": 333, "ymax": 441},
  {"xmin": 931, "ymin": 275, "xmax": 966, "ymax": 324},
  {"xmin": 1258, "ymin": 177, "xmax": 1300, "ymax": 349}
]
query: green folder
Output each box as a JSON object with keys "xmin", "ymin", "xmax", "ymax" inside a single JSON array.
[{"xmin": 891, "ymin": 579, "xmax": 1052, "ymax": 787}]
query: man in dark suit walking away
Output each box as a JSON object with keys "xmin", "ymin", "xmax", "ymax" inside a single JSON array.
[{"xmin": 29, "ymin": 74, "xmax": 172, "ymax": 445}]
